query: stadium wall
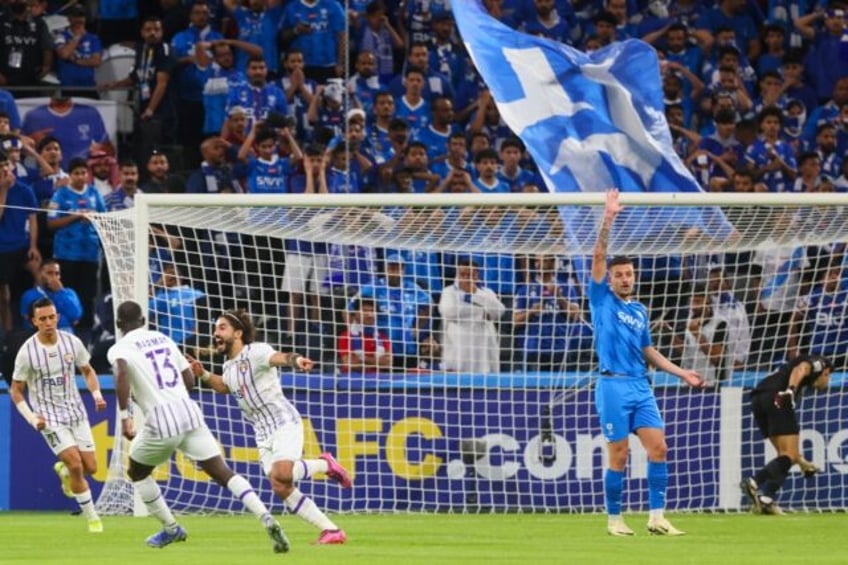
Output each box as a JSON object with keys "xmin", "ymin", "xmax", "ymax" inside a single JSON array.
[{"xmin": 1, "ymin": 375, "xmax": 846, "ymax": 512}]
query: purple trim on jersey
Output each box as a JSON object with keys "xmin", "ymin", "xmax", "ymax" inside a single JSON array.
[
  {"xmin": 58, "ymin": 332, "xmax": 85, "ymax": 423},
  {"xmin": 144, "ymin": 493, "xmax": 162, "ymax": 504},
  {"xmin": 166, "ymin": 404, "xmax": 179, "ymax": 436},
  {"xmin": 291, "ymin": 495, "xmax": 306, "ymax": 514},
  {"xmin": 37, "ymin": 341, "xmax": 57, "ymax": 425},
  {"xmin": 300, "ymin": 460, "xmax": 309, "ymax": 479},
  {"xmin": 184, "ymin": 398, "xmax": 200, "ymax": 430},
  {"xmin": 238, "ymin": 488, "xmax": 255, "ymax": 502}
]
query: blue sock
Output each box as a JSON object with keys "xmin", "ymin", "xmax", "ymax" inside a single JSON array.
[
  {"xmin": 604, "ymin": 469, "xmax": 625, "ymax": 516},
  {"xmin": 647, "ymin": 461, "xmax": 668, "ymax": 511}
]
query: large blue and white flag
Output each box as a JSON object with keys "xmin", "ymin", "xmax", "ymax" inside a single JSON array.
[{"xmin": 453, "ymin": 0, "xmax": 697, "ymax": 194}]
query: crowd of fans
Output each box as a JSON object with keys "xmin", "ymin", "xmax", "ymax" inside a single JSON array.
[{"xmin": 0, "ymin": 0, "xmax": 847, "ymax": 383}]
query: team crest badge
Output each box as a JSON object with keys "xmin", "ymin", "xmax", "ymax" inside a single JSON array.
[
  {"xmin": 63, "ymin": 353, "xmax": 74, "ymax": 364},
  {"xmin": 238, "ymin": 360, "xmax": 249, "ymax": 373}
]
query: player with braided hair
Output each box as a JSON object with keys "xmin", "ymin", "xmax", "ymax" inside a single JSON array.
[
  {"xmin": 742, "ymin": 354, "xmax": 834, "ymax": 515},
  {"xmin": 190, "ymin": 309, "xmax": 350, "ymax": 545}
]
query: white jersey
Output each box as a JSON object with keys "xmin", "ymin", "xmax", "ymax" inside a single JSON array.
[
  {"xmin": 107, "ymin": 328, "xmax": 204, "ymax": 439},
  {"xmin": 13, "ymin": 330, "xmax": 90, "ymax": 427},
  {"xmin": 222, "ymin": 342, "xmax": 301, "ymax": 442}
]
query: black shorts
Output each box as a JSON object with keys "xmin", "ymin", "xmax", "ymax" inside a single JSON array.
[
  {"xmin": 751, "ymin": 390, "xmax": 800, "ymax": 438},
  {"xmin": 0, "ymin": 247, "xmax": 28, "ymax": 285}
]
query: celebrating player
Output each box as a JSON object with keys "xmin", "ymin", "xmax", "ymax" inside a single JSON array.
[
  {"xmin": 108, "ymin": 301, "xmax": 289, "ymax": 552},
  {"xmin": 190, "ymin": 309, "xmax": 350, "ymax": 545},
  {"xmin": 742, "ymin": 355, "xmax": 833, "ymax": 515},
  {"xmin": 10, "ymin": 297, "xmax": 106, "ymax": 533},
  {"xmin": 590, "ymin": 190, "xmax": 704, "ymax": 537}
]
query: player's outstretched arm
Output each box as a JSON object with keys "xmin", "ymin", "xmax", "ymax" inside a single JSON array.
[
  {"xmin": 270, "ymin": 351, "xmax": 314, "ymax": 372},
  {"xmin": 643, "ymin": 346, "xmax": 705, "ymax": 388},
  {"xmin": 592, "ymin": 189, "xmax": 623, "ymax": 283},
  {"xmin": 186, "ymin": 354, "xmax": 230, "ymax": 394}
]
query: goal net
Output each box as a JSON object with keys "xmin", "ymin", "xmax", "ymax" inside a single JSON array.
[{"xmin": 91, "ymin": 192, "xmax": 848, "ymax": 515}]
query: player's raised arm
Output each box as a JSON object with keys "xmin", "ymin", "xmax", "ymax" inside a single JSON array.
[{"xmin": 592, "ymin": 189, "xmax": 623, "ymax": 283}]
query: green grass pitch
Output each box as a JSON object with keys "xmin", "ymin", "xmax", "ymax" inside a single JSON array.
[{"xmin": 1, "ymin": 511, "xmax": 844, "ymax": 564}]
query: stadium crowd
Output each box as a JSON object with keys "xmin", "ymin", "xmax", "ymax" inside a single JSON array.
[{"xmin": 0, "ymin": 0, "xmax": 847, "ymax": 383}]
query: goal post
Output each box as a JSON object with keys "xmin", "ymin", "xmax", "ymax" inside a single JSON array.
[{"xmin": 91, "ymin": 192, "xmax": 848, "ymax": 515}]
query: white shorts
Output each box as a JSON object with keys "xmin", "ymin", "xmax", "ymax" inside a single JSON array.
[
  {"xmin": 257, "ymin": 421, "xmax": 304, "ymax": 475},
  {"xmin": 41, "ymin": 421, "xmax": 95, "ymax": 456},
  {"xmin": 281, "ymin": 252, "xmax": 328, "ymax": 294},
  {"xmin": 130, "ymin": 426, "xmax": 222, "ymax": 467}
]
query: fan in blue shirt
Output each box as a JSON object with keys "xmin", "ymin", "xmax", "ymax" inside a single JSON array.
[
  {"xmin": 471, "ymin": 149, "xmax": 510, "ymax": 194},
  {"xmin": 226, "ymin": 56, "xmax": 288, "ymax": 132},
  {"xmin": 238, "ymin": 126, "xmax": 302, "ymax": 195},
  {"xmin": 280, "ymin": 0, "xmax": 346, "ymax": 71},
  {"xmin": 53, "ymin": 7, "xmax": 102, "ymax": 88},
  {"xmin": 744, "ymin": 108, "xmax": 798, "ymax": 192},
  {"xmin": 590, "ymin": 190, "xmax": 703, "ymax": 537},
  {"xmin": 46, "ymin": 158, "xmax": 106, "ymax": 264}
]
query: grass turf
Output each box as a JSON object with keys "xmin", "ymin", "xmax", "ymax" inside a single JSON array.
[{"xmin": 0, "ymin": 511, "xmax": 842, "ymax": 564}]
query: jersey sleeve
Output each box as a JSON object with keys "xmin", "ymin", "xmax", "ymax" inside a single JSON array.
[
  {"xmin": 12, "ymin": 345, "xmax": 33, "ymax": 382},
  {"xmin": 106, "ymin": 342, "xmax": 128, "ymax": 366},
  {"xmin": 171, "ymin": 342, "xmax": 190, "ymax": 373},
  {"xmin": 588, "ymin": 278, "xmax": 609, "ymax": 309},
  {"xmin": 71, "ymin": 334, "xmax": 92, "ymax": 367},
  {"xmin": 250, "ymin": 342, "xmax": 276, "ymax": 370}
]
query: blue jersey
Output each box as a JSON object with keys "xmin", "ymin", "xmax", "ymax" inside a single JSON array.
[
  {"xmin": 323, "ymin": 244, "xmax": 376, "ymax": 294},
  {"xmin": 473, "ymin": 176, "xmax": 511, "ymax": 194},
  {"xmin": 226, "ymin": 82, "xmax": 288, "ymax": 129},
  {"xmin": 431, "ymin": 159, "xmax": 472, "ymax": 180},
  {"xmin": 149, "ymin": 285, "xmax": 205, "ymax": 345},
  {"xmin": 199, "ymin": 64, "xmax": 246, "ymax": 134},
  {"xmin": 22, "ymin": 104, "xmax": 108, "ymax": 169},
  {"xmin": 0, "ymin": 182, "xmax": 37, "ymax": 252},
  {"xmin": 347, "ymin": 74, "xmax": 383, "ymax": 116},
  {"xmin": 355, "ymin": 278, "xmax": 433, "ymax": 356},
  {"xmin": 430, "ymin": 41, "xmax": 464, "ymax": 88},
  {"xmin": 588, "ymin": 278, "xmax": 651, "ymax": 378},
  {"xmin": 745, "ymin": 137, "xmax": 797, "ymax": 192},
  {"xmin": 414, "ymin": 125, "xmax": 453, "ymax": 161},
  {"xmin": 232, "ymin": 6, "xmax": 265, "ymax": 71},
  {"xmin": 279, "ymin": 74, "xmax": 316, "ymax": 140},
  {"xmin": 804, "ymin": 287, "xmax": 848, "ymax": 357},
  {"xmin": 245, "ymin": 155, "xmax": 293, "ymax": 194},
  {"xmin": 404, "ymin": 0, "xmax": 451, "ymax": 44},
  {"xmin": 104, "ymin": 186, "xmax": 138, "ymax": 211},
  {"xmin": 171, "ymin": 26, "xmax": 224, "ymax": 101},
  {"xmin": 47, "ymin": 185, "xmax": 106, "ymax": 262},
  {"xmin": 327, "ymin": 164, "xmax": 364, "ymax": 194},
  {"xmin": 281, "ymin": 0, "xmax": 346, "ymax": 68},
  {"xmin": 514, "ymin": 279, "xmax": 579, "ymax": 352},
  {"xmin": 498, "ymin": 167, "xmax": 540, "ymax": 193},
  {"xmin": 395, "ymin": 97, "xmax": 431, "ymax": 138},
  {"xmin": 54, "ymin": 30, "xmax": 102, "ymax": 87}
]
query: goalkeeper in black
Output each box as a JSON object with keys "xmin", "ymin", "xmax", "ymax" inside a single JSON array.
[{"xmin": 742, "ymin": 355, "xmax": 833, "ymax": 515}]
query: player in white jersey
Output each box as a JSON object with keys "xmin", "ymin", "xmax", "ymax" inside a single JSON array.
[
  {"xmin": 108, "ymin": 301, "xmax": 290, "ymax": 552},
  {"xmin": 190, "ymin": 309, "xmax": 351, "ymax": 545},
  {"xmin": 10, "ymin": 297, "xmax": 106, "ymax": 533}
]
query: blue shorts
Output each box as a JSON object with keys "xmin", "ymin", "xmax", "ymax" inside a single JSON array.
[{"xmin": 594, "ymin": 377, "xmax": 664, "ymax": 442}]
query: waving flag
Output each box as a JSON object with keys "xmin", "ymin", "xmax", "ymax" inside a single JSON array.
[
  {"xmin": 454, "ymin": 1, "xmax": 699, "ymax": 194},
  {"xmin": 453, "ymin": 0, "xmax": 734, "ymax": 254}
]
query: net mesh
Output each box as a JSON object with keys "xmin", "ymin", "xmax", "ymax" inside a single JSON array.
[{"xmin": 91, "ymin": 196, "xmax": 848, "ymax": 515}]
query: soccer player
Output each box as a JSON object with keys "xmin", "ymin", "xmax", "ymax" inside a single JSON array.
[
  {"xmin": 10, "ymin": 297, "xmax": 106, "ymax": 533},
  {"xmin": 591, "ymin": 190, "xmax": 704, "ymax": 537},
  {"xmin": 190, "ymin": 309, "xmax": 350, "ymax": 545},
  {"xmin": 741, "ymin": 355, "xmax": 833, "ymax": 515},
  {"xmin": 108, "ymin": 301, "xmax": 289, "ymax": 552}
]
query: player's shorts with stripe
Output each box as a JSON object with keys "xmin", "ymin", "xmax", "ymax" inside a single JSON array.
[
  {"xmin": 41, "ymin": 421, "xmax": 95, "ymax": 456},
  {"xmin": 130, "ymin": 425, "xmax": 221, "ymax": 467},
  {"xmin": 751, "ymin": 391, "xmax": 800, "ymax": 437},
  {"xmin": 257, "ymin": 420, "xmax": 304, "ymax": 475},
  {"xmin": 595, "ymin": 376, "xmax": 664, "ymax": 442}
]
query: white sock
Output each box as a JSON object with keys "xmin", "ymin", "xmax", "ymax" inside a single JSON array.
[
  {"xmin": 284, "ymin": 488, "xmax": 337, "ymax": 531},
  {"xmin": 227, "ymin": 474, "xmax": 272, "ymax": 523},
  {"xmin": 291, "ymin": 459, "xmax": 329, "ymax": 482},
  {"xmin": 649, "ymin": 509, "xmax": 664, "ymax": 521},
  {"xmin": 74, "ymin": 489, "xmax": 99, "ymax": 521},
  {"xmin": 134, "ymin": 477, "xmax": 178, "ymax": 531},
  {"xmin": 607, "ymin": 514, "xmax": 623, "ymax": 524}
]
